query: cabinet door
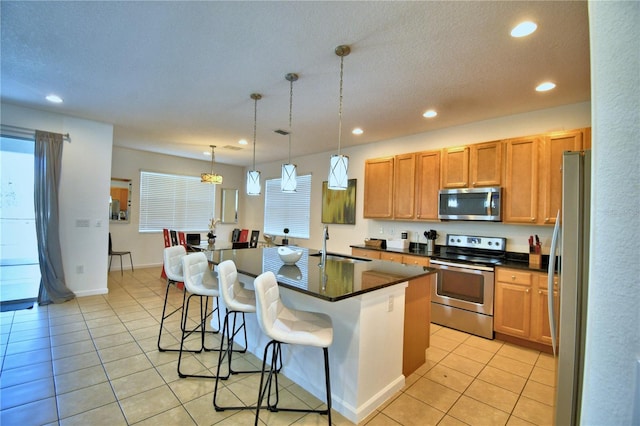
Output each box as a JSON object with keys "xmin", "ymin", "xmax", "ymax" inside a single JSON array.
[
  {"xmin": 415, "ymin": 150, "xmax": 441, "ymax": 220},
  {"xmin": 494, "ymin": 269, "xmax": 533, "ymax": 338},
  {"xmin": 494, "ymin": 281, "xmax": 532, "ymax": 338},
  {"xmin": 351, "ymin": 248, "xmax": 381, "ymax": 260},
  {"xmin": 441, "ymin": 146, "xmax": 469, "ymax": 188},
  {"xmin": 470, "ymin": 141, "xmax": 502, "ymax": 187},
  {"xmin": 532, "ymin": 274, "xmax": 559, "ymax": 345},
  {"xmin": 504, "ymin": 136, "xmax": 540, "ymax": 224},
  {"xmin": 393, "ymin": 153, "xmax": 416, "ymax": 219},
  {"xmin": 364, "ymin": 157, "xmax": 394, "ymax": 218},
  {"xmin": 541, "ymin": 130, "xmax": 584, "ymax": 225}
]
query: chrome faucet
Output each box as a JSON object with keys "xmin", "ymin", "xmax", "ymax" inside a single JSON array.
[{"xmin": 321, "ymin": 225, "xmax": 329, "ymax": 265}]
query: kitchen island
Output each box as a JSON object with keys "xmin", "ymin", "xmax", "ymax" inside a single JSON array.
[{"xmin": 206, "ymin": 247, "xmax": 434, "ymax": 423}]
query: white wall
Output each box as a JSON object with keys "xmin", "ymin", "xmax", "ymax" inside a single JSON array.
[
  {"xmin": 582, "ymin": 2, "xmax": 640, "ymax": 424},
  {"xmin": 110, "ymin": 146, "xmax": 245, "ymax": 269},
  {"xmin": 244, "ymin": 102, "xmax": 591, "ymax": 255},
  {"xmin": 1, "ymin": 103, "xmax": 113, "ymax": 297}
]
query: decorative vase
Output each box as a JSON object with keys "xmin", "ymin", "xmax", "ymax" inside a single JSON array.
[{"xmin": 208, "ymin": 236, "xmax": 216, "ymax": 245}]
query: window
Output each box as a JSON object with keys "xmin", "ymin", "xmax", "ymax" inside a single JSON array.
[
  {"xmin": 139, "ymin": 171, "xmax": 215, "ymax": 233},
  {"xmin": 264, "ymin": 174, "xmax": 311, "ymax": 239}
]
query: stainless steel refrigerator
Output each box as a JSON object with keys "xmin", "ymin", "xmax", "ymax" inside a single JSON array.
[{"xmin": 548, "ymin": 150, "xmax": 591, "ymax": 425}]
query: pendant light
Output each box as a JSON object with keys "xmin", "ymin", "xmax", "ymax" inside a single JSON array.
[
  {"xmin": 201, "ymin": 145, "xmax": 223, "ymax": 184},
  {"xmin": 246, "ymin": 93, "xmax": 262, "ymax": 196},
  {"xmin": 281, "ymin": 73, "xmax": 298, "ymax": 192},
  {"xmin": 328, "ymin": 44, "xmax": 350, "ymax": 191}
]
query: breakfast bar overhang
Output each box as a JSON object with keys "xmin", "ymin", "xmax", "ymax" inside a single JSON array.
[{"xmin": 206, "ymin": 247, "xmax": 435, "ymax": 423}]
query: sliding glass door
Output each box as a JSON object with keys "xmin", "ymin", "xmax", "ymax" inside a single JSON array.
[{"xmin": 0, "ymin": 136, "xmax": 40, "ymax": 304}]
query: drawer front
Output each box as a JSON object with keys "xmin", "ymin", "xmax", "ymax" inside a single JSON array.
[
  {"xmin": 402, "ymin": 255, "xmax": 430, "ymax": 267},
  {"xmin": 380, "ymin": 252, "xmax": 402, "ymax": 263},
  {"xmin": 496, "ymin": 268, "xmax": 531, "ymax": 285},
  {"xmin": 351, "ymin": 248, "xmax": 381, "ymax": 260}
]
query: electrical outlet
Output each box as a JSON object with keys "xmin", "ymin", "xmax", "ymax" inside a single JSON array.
[
  {"xmin": 388, "ymin": 295, "xmax": 394, "ymax": 312},
  {"xmin": 389, "ymin": 227, "xmax": 394, "ymax": 236},
  {"xmin": 379, "ymin": 226, "xmax": 384, "ymax": 234}
]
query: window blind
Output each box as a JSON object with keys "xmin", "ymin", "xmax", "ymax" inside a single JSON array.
[
  {"xmin": 264, "ymin": 174, "xmax": 311, "ymax": 239},
  {"xmin": 139, "ymin": 171, "xmax": 215, "ymax": 233}
]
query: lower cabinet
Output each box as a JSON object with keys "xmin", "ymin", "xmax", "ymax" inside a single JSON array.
[
  {"xmin": 494, "ymin": 267, "xmax": 559, "ymax": 348},
  {"xmin": 351, "ymin": 248, "xmax": 381, "ymax": 260}
]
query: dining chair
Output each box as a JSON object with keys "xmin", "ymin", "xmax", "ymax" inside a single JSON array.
[
  {"xmin": 253, "ymin": 271, "xmax": 334, "ymax": 425},
  {"xmin": 177, "ymin": 252, "xmax": 221, "ymax": 379},
  {"xmin": 108, "ymin": 232, "xmax": 133, "ymax": 275}
]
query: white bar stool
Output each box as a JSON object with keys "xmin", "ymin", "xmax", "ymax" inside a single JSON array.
[
  {"xmin": 177, "ymin": 252, "xmax": 221, "ymax": 378},
  {"xmin": 158, "ymin": 245, "xmax": 189, "ymax": 352},
  {"xmin": 213, "ymin": 260, "xmax": 264, "ymax": 411},
  {"xmin": 253, "ymin": 271, "xmax": 333, "ymax": 425}
]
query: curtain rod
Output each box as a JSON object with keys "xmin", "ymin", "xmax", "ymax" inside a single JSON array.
[{"xmin": 0, "ymin": 124, "xmax": 71, "ymax": 141}]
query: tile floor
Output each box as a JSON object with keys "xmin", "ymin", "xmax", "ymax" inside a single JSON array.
[{"xmin": 0, "ymin": 267, "xmax": 557, "ymax": 425}]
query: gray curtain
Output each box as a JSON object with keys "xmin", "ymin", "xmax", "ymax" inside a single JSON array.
[{"xmin": 35, "ymin": 130, "xmax": 75, "ymax": 305}]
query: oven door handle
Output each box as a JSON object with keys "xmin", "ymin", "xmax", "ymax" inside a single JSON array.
[{"xmin": 430, "ymin": 259, "xmax": 494, "ymax": 272}]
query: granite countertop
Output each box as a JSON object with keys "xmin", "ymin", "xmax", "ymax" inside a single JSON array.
[
  {"xmin": 206, "ymin": 247, "xmax": 435, "ymax": 302},
  {"xmin": 350, "ymin": 244, "xmax": 556, "ymax": 273}
]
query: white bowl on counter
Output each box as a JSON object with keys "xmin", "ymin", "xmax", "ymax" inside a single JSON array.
[{"xmin": 277, "ymin": 246, "xmax": 303, "ymax": 265}]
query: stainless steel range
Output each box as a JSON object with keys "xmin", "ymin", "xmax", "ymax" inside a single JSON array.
[{"xmin": 429, "ymin": 234, "xmax": 506, "ymax": 339}]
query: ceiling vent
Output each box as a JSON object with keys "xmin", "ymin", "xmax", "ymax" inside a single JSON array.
[
  {"xmin": 222, "ymin": 144, "xmax": 243, "ymax": 151},
  {"xmin": 274, "ymin": 129, "xmax": 290, "ymax": 135}
]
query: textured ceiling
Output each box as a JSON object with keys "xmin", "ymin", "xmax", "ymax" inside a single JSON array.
[{"xmin": 0, "ymin": 1, "xmax": 590, "ymax": 166}]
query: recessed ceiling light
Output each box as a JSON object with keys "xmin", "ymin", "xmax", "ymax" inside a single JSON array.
[
  {"xmin": 352, "ymin": 128, "xmax": 363, "ymax": 135},
  {"xmin": 511, "ymin": 21, "xmax": 537, "ymax": 38},
  {"xmin": 536, "ymin": 82, "xmax": 556, "ymax": 92},
  {"xmin": 45, "ymin": 94, "xmax": 63, "ymax": 103},
  {"xmin": 423, "ymin": 110, "xmax": 438, "ymax": 118},
  {"xmin": 238, "ymin": 139, "xmax": 248, "ymax": 145}
]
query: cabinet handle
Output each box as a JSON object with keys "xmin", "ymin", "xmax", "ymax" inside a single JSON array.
[
  {"xmin": 544, "ymin": 217, "xmax": 549, "ymax": 223},
  {"xmin": 538, "ymin": 290, "xmax": 542, "ymax": 294},
  {"xmin": 511, "ymin": 275, "xmax": 516, "ymax": 280},
  {"xmin": 526, "ymin": 289, "xmax": 530, "ymax": 293},
  {"xmin": 530, "ymin": 218, "xmax": 535, "ymax": 222}
]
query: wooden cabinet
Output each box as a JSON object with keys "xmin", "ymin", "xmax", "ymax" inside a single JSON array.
[
  {"xmin": 470, "ymin": 141, "xmax": 502, "ymax": 187},
  {"xmin": 494, "ymin": 269, "xmax": 533, "ymax": 337},
  {"xmin": 351, "ymin": 248, "xmax": 381, "ymax": 260},
  {"xmin": 415, "ymin": 150, "xmax": 440, "ymax": 220},
  {"xmin": 393, "ymin": 153, "xmax": 417, "ymax": 219},
  {"xmin": 503, "ymin": 136, "xmax": 541, "ymax": 224},
  {"xmin": 540, "ymin": 129, "xmax": 584, "ymax": 225},
  {"xmin": 494, "ymin": 267, "xmax": 559, "ymax": 348},
  {"xmin": 441, "ymin": 146, "xmax": 469, "ymax": 188},
  {"xmin": 441, "ymin": 141, "xmax": 501, "ymax": 189},
  {"xmin": 363, "ymin": 157, "xmax": 394, "ymax": 218}
]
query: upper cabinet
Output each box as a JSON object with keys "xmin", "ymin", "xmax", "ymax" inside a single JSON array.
[
  {"xmin": 540, "ymin": 129, "xmax": 584, "ymax": 225},
  {"xmin": 470, "ymin": 141, "xmax": 502, "ymax": 187},
  {"xmin": 415, "ymin": 150, "xmax": 441, "ymax": 220},
  {"xmin": 440, "ymin": 146, "xmax": 469, "ymax": 188},
  {"xmin": 504, "ymin": 136, "xmax": 540, "ymax": 224},
  {"xmin": 363, "ymin": 157, "xmax": 394, "ymax": 218},
  {"xmin": 393, "ymin": 153, "xmax": 417, "ymax": 219},
  {"xmin": 441, "ymin": 141, "xmax": 501, "ymax": 188}
]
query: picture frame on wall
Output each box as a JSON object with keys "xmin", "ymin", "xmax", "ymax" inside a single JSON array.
[{"xmin": 321, "ymin": 179, "xmax": 357, "ymax": 224}]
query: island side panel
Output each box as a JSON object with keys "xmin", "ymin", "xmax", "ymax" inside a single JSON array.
[
  {"xmin": 403, "ymin": 273, "xmax": 432, "ymax": 376},
  {"xmin": 277, "ymin": 282, "xmax": 408, "ymax": 424}
]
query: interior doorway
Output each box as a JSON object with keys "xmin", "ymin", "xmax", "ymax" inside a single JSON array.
[{"xmin": 0, "ymin": 136, "xmax": 40, "ymax": 306}]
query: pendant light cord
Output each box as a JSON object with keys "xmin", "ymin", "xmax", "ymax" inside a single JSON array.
[
  {"xmin": 210, "ymin": 145, "xmax": 215, "ymax": 174},
  {"xmin": 338, "ymin": 54, "xmax": 344, "ymax": 155},
  {"xmin": 252, "ymin": 97, "xmax": 257, "ymax": 170},
  {"xmin": 288, "ymin": 78, "xmax": 293, "ymax": 163}
]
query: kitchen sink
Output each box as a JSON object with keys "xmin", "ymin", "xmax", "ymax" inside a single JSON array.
[{"xmin": 310, "ymin": 253, "xmax": 371, "ymax": 263}]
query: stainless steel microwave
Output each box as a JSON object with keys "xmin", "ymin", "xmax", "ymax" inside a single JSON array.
[{"xmin": 438, "ymin": 187, "xmax": 502, "ymax": 221}]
